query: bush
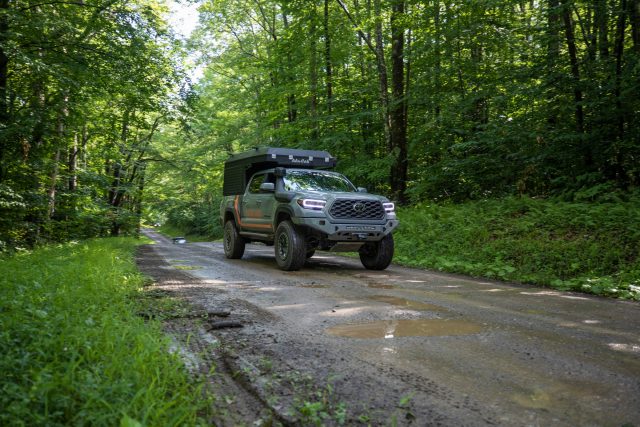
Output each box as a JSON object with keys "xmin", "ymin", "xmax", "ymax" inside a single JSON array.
[{"xmin": 394, "ymin": 197, "xmax": 640, "ymax": 300}]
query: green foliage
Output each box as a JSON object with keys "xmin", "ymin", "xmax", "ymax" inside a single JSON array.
[
  {"xmin": 142, "ymin": 111, "xmax": 228, "ymax": 238},
  {"xmin": 0, "ymin": 238, "xmax": 210, "ymax": 425},
  {"xmin": 0, "ymin": 0, "xmax": 187, "ymax": 249},
  {"xmin": 394, "ymin": 197, "xmax": 640, "ymax": 300},
  {"xmin": 177, "ymin": 0, "xmax": 640, "ymax": 205}
]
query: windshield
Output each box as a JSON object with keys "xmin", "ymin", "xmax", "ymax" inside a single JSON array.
[{"xmin": 283, "ymin": 170, "xmax": 356, "ymax": 192}]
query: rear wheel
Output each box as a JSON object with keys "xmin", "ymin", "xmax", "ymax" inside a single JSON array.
[
  {"xmin": 223, "ymin": 220, "xmax": 245, "ymax": 259},
  {"xmin": 359, "ymin": 234, "xmax": 394, "ymax": 270},
  {"xmin": 274, "ymin": 221, "xmax": 306, "ymax": 271}
]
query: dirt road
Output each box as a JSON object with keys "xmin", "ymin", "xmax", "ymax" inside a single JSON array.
[{"xmin": 137, "ymin": 229, "xmax": 640, "ymax": 426}]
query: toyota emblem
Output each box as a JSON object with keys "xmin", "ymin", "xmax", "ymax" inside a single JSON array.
[{"xmin": 352, "ymin": 202, "xmax": 366, "ymax": 213}]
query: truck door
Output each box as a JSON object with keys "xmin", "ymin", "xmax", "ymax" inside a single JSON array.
[{"xmin": 240, "ymin": 173, "xmax": 276, "ymax": 233}]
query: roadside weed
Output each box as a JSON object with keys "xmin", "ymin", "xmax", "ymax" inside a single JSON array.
[
  {"xmin": 290, "ymin": 375, "xmax": 348, "ymax": 426},
  {"xmin": 0, "ymin": 238, "xmax": 211, "ymax": 425}
]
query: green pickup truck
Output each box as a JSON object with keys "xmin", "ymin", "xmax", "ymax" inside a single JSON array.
[{"xmin": 219, "ymin": 147, "xmax": 398, "ymax": 271}]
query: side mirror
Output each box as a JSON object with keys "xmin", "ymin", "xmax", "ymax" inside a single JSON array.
[
  {"xmin": 260, "ymin": 182, "xmax": 275, "ymax": 192},
  {"xmin": 357, "ymin": 187, "xmax": 368, "ymax": 193}
]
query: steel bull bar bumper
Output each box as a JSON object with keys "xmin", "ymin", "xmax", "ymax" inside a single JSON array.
[{"xmin": 293, "ymin": 217, "xmax": 399, "ymax": 242}]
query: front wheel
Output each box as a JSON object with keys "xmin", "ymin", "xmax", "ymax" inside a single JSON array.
[
  {"xmin": 359, "ymin": 234, "xmax": 394, "ymax": 270},
  {"xmin": 223, "ymin": 220, "xmax": 245, "ymax": 259},
  {"xmin": 274, "ymin": 221, "xmax": 306, "ymax": 271}
]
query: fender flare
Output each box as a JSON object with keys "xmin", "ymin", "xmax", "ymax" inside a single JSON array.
[{"xmin": 273, "ymin": 205, "xmax": 295, "ymax": 228}]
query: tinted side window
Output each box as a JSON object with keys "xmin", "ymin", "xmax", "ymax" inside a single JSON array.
[{"xmin": 248, "ymin": 174, "xmax": 266, "ymax": 193}]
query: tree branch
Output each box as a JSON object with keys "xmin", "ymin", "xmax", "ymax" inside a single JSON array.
[{"xmin": 335, "ymin": 0, "xmax": 377, "ymax": 55}]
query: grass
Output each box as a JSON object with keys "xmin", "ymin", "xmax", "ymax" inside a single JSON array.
[
  {"xmin": 394, "ymin": 196, "xmax": 640, "ymax": 300},
  {"xmin": 0, "ymin": 237, "xmax": 211, "ymax": 426}
]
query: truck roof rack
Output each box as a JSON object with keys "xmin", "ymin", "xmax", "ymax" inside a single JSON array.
[{"xmin": 223, "ymin": 147, "xmax": 337, "ymax": 196}]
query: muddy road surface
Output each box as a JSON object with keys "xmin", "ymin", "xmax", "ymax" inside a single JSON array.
[{"xmin": 137, "ymin": 229, "xmax": 640, "ymax": 426}]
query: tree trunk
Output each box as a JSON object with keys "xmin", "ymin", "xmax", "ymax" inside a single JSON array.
[
  {"xmin": 561, "ymin": 0, "xmax": 585, "ymax": 136},
  {"xmin": 134, "ymin": 164, "xmax": 146, "ymax": 236},
  {"xmin": 324, "ymin": 0, "xmax": 333, "ymax": 114},
  {"xmin": 596, "ymin": 0, "xmax": 609, "ymax": 58},
  {"xmin": 81, "ymin": 123, "xmax": 88, "ymax": 168},
  {"xmin": 0, "ymin": 0, "xmax": 8, "ymax": 126},
  {"xmin": 390, "ymin": 0, "xmax": 407, "ymax": 204},
  {"xmin": 470, "ymin": 44, "xmax": 488, "ymax": 129},
  {"xmin": 0, "ymin": 0, "xmax": 8, "ymax": 181},
  {"xmin": 433, "ymin": 1, "xmax": 442, "ymax": 118},
  {"xmin": 48, "ymin": 93, "xmax": 69, "ymax": 219},
  {"xmin": 613, "ymin": 0, "xmax": 627, "ymax": 176},
  {"xmin": 309, "ymin": 5, "xmax": 319, "ymax": 140},
  {"xmin": 68, "ymin": 133, "xmax": 78, "ymax": 192},
  {"xmin": 282, "ymin": 12, "xmax": 297, "ymax": 123},
  {"xmin": 373, "ymin": 0, "xmax": 391, "ymax": 152},
  {"xmin": 47, "ymin": 149, "xmax": 61, "ymax": 219},
  {"xmin": 31, "ymin": 59, "xmax": 46, "ymax": 150},
  {"xmin": 631, "ymin": 0, "xmax": 640, "ymax": 52},
  {"xmin": 546, "ymin": 0, "xmax": 561, "ymax": 125},
  {"xmin": 614, "ymin": 0, "xmax": 627, "ymax": 127},
  {"xmin": 108, "ymin": 110, "xmax": 129, "ymax": 236}
]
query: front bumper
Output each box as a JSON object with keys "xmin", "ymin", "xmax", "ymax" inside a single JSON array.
[{"xmin": 293, "ymin": 217, "xmax": 399, "ymax": 242}]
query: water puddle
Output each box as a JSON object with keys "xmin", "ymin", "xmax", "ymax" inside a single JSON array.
[
  {"xmin": 326, "ymin": 319, "xmax": 484, "ymax": 339},
  {"xmin": 368, "ymin": 295, "xmax": 445, "ymax": 311}
]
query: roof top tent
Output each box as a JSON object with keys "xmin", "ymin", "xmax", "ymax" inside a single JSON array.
[{"xmin": 223, "ymin": 147, "xmax": 337, "ymax": 196}]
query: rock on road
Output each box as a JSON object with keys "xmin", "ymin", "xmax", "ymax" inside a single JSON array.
[{"xmin": 139, "ymin": 229, "xmax": 640, "ymax": 426}]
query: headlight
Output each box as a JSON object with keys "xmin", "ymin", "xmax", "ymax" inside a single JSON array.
[
  {"xmin": 297, "ymin": 199, "xmax": 326, "ymax": 210},
  {"xmin": 383, "ymin": 202, "xmax": 395, "ymax": 213}
]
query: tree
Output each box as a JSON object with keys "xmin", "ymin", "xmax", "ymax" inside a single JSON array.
[{"xmin": 0, "ymin": 0, "xmax": 186, "ymax": 249}]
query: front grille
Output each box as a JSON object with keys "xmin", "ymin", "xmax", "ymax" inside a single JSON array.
[{"xmin": 329, "ymin": 199, "xmax": 385, "ymax": 220}]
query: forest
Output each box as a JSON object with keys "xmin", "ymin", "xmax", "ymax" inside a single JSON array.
[
  {"xmin": 2, "ymin": 3, "xmax": 640, "ymax": 424},
  {"xmin": 1, "ymin": 0, "xmax": 639, "ymax": 294}
]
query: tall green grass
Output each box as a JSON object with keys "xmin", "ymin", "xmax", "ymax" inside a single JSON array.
[
  {"xmin": 395, "ymin": 197, "xmax": 640, "ymax": 300},
  {"xmin": 0, "ymin": 238, "xmax": 210, "ymax": 426}
]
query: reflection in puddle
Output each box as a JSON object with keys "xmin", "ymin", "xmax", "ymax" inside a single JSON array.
[
  {"xmin": 326, "ymin": 319, "xmax": 484, "ymax": 339},
  {"xmin": 368, "ymin": 295, "xmax": 445, "ymax": 311}
]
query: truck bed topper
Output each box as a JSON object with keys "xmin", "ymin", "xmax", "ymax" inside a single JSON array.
[{"xmin": 223, "ymin": 147, "xmax": 337, "ymax": 196}]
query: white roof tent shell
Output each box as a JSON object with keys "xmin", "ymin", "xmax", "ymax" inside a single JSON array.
[{"xmin": 222, "ymin": 147, "xmax": 337, "ymax": 196}]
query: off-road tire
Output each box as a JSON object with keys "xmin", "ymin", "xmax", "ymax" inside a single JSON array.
[
  {"xmin": 223, "ymin": 220, "xmax": 245, "ymax": 259},
  {"xmin": 274, "ymin": 221, "xmax": 306, "ymax": 271},
  {"xmin": 359, "ymin": 234, "xmax": 394, "ymax": 270},
  {"xmin": 306, "ymin": 249, "xmax": 316, "ymax": 259}
]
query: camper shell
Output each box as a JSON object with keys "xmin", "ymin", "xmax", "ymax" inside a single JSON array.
[{"xmin": 223, "ymin": 147, "xmax": 337, "ymax": 196}]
